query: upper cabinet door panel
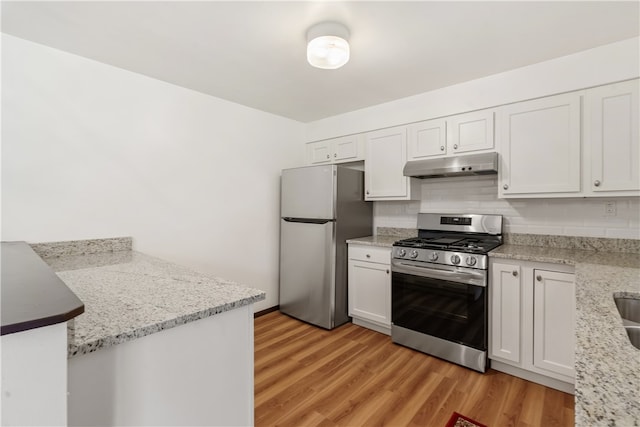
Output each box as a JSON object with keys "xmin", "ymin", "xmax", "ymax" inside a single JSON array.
[
  {"xmin": 305, "ymin": 135, "xmax": 364, "ymax": 165},
  {"xmin": 307, "ymin": 141, "xmax": 332, "ymax": 164},
  {"xmin": 407, "ymin": 119, "xmax": 447, "ymax": 159},
  {"xmin": 333, "ymin": 135, "xmax": 360, "ymax": 162},
  {"xmin": 499, "ymin": 93, "xmax": 582, "ymax": 196},
  {"xmin": 365, "ymin": 126, "xmax": 408, "ymax": 199},
  {"xmin": 447, "ymin": 110, "xmax": 494, "ymax": 154},
  {"xmin": 587, "ymin": 79, "xmax": 639, "ymax": 193}
]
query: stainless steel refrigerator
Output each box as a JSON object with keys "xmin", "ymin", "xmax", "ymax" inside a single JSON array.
[{"xmin": 279, "ymin": 165, "xmax": 372, "ymax": 329}]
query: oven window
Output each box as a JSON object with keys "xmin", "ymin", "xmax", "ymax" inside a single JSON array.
[{"xmin": 392, "ymin": 272, "xmax": 486, "ymax": 350}]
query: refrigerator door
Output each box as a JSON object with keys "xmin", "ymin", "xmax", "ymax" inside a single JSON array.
[
  {"xmin": 279, "ymin": 218, "xmax": 335, "ymax": 329},
  {"xmin": 281, "ymin": 165, "xmax": 335, "ymax": 220}
]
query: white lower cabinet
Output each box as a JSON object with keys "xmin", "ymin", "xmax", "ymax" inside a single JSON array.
[
  {"xmin": 348, "ymin": 244, "xmax": 391, "ymax": 335},
  {"xmin": 489, "ymin": 259, "xmax": 575, "ymax": 393}
]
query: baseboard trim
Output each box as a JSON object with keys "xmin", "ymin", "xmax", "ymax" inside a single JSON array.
[
  {"xmin": 490, "ymin": 360, "xmax": 575, "ymax": 394},
  {"xmin": 254, "ymin": 306, "xmax": 279, "ymax": 318}
]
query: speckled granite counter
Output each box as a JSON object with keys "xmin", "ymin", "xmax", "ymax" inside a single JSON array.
[
  {"xmin": 35, "ymin": 239, "xmax": 265, "ymax": 358},
  {"xmin": 346, "ymin": 235, "xmax": 400, "ymax": 248},
  {"xmin": 490, "ymin": 244, "xmax": 640, "ymax": 427},
  {"xmin": 346, "ymin": 228, "xmax": 418, "ymax": 248}
]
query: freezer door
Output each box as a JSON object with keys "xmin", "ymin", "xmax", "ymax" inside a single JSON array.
[
  {"xmin": 281, "ymin": 165, "xmax": 335, "ymax": 220},
  {"xmin": 279, "ymin": 218, "xmax": 335, "ymax": 329}
]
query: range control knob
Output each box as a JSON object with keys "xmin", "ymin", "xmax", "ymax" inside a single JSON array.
[
  {"xmin": 410, "ymin": 250, "xmax": 419, "ymax": 259},
  {"xmin": 465, "ymin": 256, "xmax": 477, "ymax": 266},
  {"xmin": 450, "ymin": 254, "xmax": 461, "ymax": 265},
  {"xmin": 429, "ymin": 252, "xmax": 439, "ymax": 261},
  {"xmin": 397, "ymin": 248, "xmax": 406, "ymax": 257}
]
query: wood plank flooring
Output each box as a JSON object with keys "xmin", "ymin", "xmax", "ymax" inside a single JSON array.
[{"xmin": 255, "ymin": 312, "xmax": 574, "ymax": 427}]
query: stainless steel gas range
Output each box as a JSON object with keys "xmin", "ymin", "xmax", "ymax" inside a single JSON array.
[{"xmin": 391, "ymin": 213, "xmax": 503, "ymax": 373}]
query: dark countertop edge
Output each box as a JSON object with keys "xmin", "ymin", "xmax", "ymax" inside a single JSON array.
[
  {"xmin": 1, "ymin": 241, "xmax": 85, "ymax": 336},
  {"xmin": 1, "ymin": 305, "xmax": 85, "ymax": 336}
]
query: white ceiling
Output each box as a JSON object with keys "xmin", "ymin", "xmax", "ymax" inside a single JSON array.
[{"xmin": 2, "ymin": 1, "xmax": 639, "ymax": 122}]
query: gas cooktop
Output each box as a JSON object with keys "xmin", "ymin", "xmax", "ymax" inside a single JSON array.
[{"xmin": 393, "ymin": 234, "xmax": 502, "ymax": 255}]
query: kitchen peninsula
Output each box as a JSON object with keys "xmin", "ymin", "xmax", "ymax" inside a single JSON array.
[{"xmin": 33, "ymin": 237, "xmax": 265, "ymax": 426}]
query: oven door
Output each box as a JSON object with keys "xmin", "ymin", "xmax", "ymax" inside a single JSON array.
[{"xmin": 391, "ymin": 258, "xmax": 487, "ymax": 351}]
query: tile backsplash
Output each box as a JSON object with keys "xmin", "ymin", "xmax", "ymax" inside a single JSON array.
[{"xmin": 374, "ymin": 176, "xmax": 640, "ymax": 240}]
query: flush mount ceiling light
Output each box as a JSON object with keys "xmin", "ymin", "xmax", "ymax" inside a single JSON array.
[{"xmin": 306, "ymin": 22, "xmax": 350, "ymax": 70}]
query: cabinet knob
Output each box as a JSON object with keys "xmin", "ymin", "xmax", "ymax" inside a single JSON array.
[
  {"xmin": 440, "ymin": 146, "xmax": 445, "ymax": 151},
  {"xmin": 453, "ymin": 144, "xmax": 458, "ymax": 149},
  {"xmin": 512, "ymin": 270, "xmax": 518, "ymax": 277},
  {"xmin": 366, "ymin": 190, "xmax": 370, "ymax": 195},
  {"xmin": 334, "ymin": 153, "xmax": 337, "ymax": 157},
  {"xmin": 594, "ymin": 180, "xmax": 601, "ymax": 187},
  {"xmin": 326, "ymin": 154, "xmax": 330, "ymax": 159},
  {"xmin": 536, "ymin": 275, "xmax": 542, "ymax": 282},
  {"xmin": 386, "ymin": 269, "xmax": 390, "ymax": 274},
  {"xmin": 503, "ymin": 184, "xmax": 509, "ymax": 190},
  {"xmin": 366, "ymin": 254, "xmax": 370, "ymax": 258}
]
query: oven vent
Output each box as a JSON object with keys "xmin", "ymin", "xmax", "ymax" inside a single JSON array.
[{"xmin": 403, "ymin": 152, "xmax": 498, "ymax": 179}]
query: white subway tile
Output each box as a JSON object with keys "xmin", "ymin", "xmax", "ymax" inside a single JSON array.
[
  {"xmin": 606, "ymin": 228, "xmax": 640, "ymax": 239},
  {"xmin": 562, "ymin": 226, "xmax": 607, "ymax": 238}
]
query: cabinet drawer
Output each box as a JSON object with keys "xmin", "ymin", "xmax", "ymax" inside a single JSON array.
[{"xmin": 348, "ymin": 245, "xmax": 391, "ymax": 265}]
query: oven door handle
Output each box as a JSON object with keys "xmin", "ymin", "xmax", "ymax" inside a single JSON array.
[{"xmin": 391, "ymin": 259, "xmax": 486, "ymax": 287}]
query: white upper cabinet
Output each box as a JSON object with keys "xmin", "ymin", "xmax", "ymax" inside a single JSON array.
[
  {"xmin": 585, "ymin": 79, "xmax": 639, "ymax": 196},
  {"xmin": 364, "ymin": 126, "xmax": 419, "ymax": 201},
  {"xmin": 306, "ymin": 135, "xmax": 364, "ymax": 165},
  {"xmin": 498, "ymin": 92, "xmax": 582, "ymax": 197},
  {"xmin": 407, "ymin": 110, "xmax": 494, "ymax": 160},
  {"xmin": 447, "ymin": 109, "xmax": 495, "ymax": 154},
  {"xmin": 407, "ymin": 119, "xmax": 447, "ymax": 159}
]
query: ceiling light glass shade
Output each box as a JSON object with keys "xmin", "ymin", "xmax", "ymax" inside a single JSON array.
[{"xmin": 307, "ymin": 22, "xmax": 350, "ymax": 69}]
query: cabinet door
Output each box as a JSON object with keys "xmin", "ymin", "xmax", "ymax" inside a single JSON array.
[
  {"xmin": 332, "ymin": 135, "xmax": 360, "ymax": 162},
  {"xmin": 533, "ymin": 270, "xmax": 575, "ymax": 379},
  {"xmin": 587, "ymin": 79, "xmax": 639, "ymax": 193},
  {"xmin": 447, "ymin": 110, "xmax": 494, "ymax": 154},
  {"xmin": 490, "ymin": 263, "xmax": 522, "ymax": 364},
  {"xmin": 348, "ymin": 260, "xmax": 391, "ymax": 326},
  {"xmin": 306, "ymin": 141, "xmax": 332, "ymax": 164},
  {"xmin": 365, "ymin": 126, "xmax": 410, "ymax": 199},
  {"xmin": 499, "ymin": 93, "xmax": 582, "ymax": 196},
  {"xmin": 407, "ymin": 119, "xmax": 447, "ymax": 159}
]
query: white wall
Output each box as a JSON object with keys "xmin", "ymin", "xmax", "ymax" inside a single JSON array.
[
  {"xmin": 1, "ymin": 34, "xmax": 304, "ymax": 311},
  {"xmin": 305, "ymin": 37, "xmax": 640, "ymax": 240},
  {"xmin": 374, "ymin": 177, "xmax": 640, "ymax": 239}
]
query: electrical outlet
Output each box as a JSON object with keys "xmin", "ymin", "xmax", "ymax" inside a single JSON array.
[{"xmin": 604, "ymin": 201, "xmax": 617, "ymax": 217}]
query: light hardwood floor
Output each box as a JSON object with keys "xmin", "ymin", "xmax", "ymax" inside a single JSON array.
[{"xmin": 255, "ymin": 312, "xmax": 574, "ymax": 427}]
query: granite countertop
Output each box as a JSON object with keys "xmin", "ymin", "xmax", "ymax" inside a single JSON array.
[
  {"xmin": 346, "ymin": 228, "xmax": 418, "ymax": 248},
  {"xmin": 34, "ymin": 238, "xmax": 265, "ymax": 358},
  {"xmin": 490, "ymin": 244, "xmax": 640, "ymax": 426},
  {"xmin": 346, "ymin": 235, "xmax": 400, "ymax": 248}
]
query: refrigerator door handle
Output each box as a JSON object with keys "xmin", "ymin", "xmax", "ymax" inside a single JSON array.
[{"xmin": 282, "ymin": 217, "xmax": 334, "ymax": 224}]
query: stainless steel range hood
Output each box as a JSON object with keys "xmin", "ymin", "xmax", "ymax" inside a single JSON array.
[{"xmin": 403, "ymin": 152, "xmax": 498, "ymax": 179}]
